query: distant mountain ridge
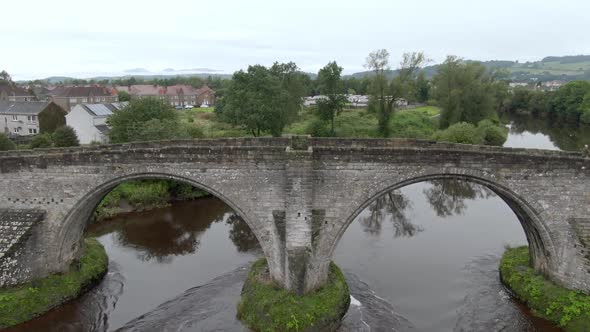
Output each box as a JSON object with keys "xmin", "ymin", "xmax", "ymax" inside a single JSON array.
[
  {"xmin": 348, "ymin": 55, "xmax": 590, "ymax": 82},
  {"xmin": 22, "ymin": 55, "xmax": 590, "ymax": 83}
]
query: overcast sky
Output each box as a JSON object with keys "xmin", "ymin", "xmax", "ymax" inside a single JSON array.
[{"xmin": 3, "ymin": 0, "xmax": 590, "ymax": 80}]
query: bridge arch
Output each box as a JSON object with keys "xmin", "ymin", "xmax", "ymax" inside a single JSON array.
[
  {"xmin": 55, "ymin": 172, "xmax": 277, "ymax": 277},
  {"xmin": 325, "ymin": 170, "xmax": 558, "ymax": 277}
]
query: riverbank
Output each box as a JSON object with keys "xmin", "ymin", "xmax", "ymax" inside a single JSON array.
[
  {"xmin": 237, "ymin": 259, "xmax": 350, "ymax": 332},
  {"xmin": 500, "ymin": 246, "xmax": 590, "ymax": 331},
  {"xmin": 94, "ymin": 180, "xmax": 210, "ymax": 221},
  {"xmin": 0, "ymin": 238, "xmax": 108, "ymax": 329}
]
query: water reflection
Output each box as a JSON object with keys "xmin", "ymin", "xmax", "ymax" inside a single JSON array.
[
  {"xmin": 360, "ymin": 191, "xmax": 421, "ymax": 238},
  {"xmin": 424, "ymin": 179, "xmax": 493, "ymax": 218},
  {"xmin": 504, "ymin": 114, "xmax": 590, "ymax": 151},
  {"xmin": 88, "ymin": 198, "xmax": 260, "ymax": 262}
]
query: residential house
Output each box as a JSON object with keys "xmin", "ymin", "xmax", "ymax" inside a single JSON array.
[
  {"xmin": 0, "ymin": 85, "xmax": 36, "ymax": 102},
  {"xmin": 66, "ymin": 102, "xmax": 128, "ymax": 144},
  {"xmin": 0, "ymin": 101, "xmax": 66, "ymax": 136},
  {"xmin": 49, "ymin": 86, "xmax": 118, "ymax": 112},
  {"xmin": 115, "ymin": 84, "xmax": 215, "ymax": 107}
]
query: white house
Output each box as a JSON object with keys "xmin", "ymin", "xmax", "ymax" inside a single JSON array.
[{"xmin": 66, "ymin": 102, "xmax": 128, "ymax": 144}]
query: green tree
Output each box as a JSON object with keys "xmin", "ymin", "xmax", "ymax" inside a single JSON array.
[
  {"xmin": 551, "ymin": 81, "xmax": 590, "ymax": 122},
  {"xmin": 413, "ymin": 71, "xmax": 430, "ymax": 103},
  {"xmin": 432, "ymin": 56, "xmax": 497, "ymax": 128},
  {"xmin": 118, "ymin": 90, "xmax": 131, "ymax": 102},
  {"xmin": 52, "ymin": 126, "xmax": 80, "ymax": 147},
  {"xmin": 108, "ymin": 97, "xmax": 179, "ymax": 143},
  {"xmin": 366, "ymin": 50, "xmax": 427, "ymax": 136},
  {"xmin": 0, "ymin": 70, "xmax": 13, "ymax": 86},
  {"xmin": 316, "ymin": 61, "xmax": 348, "ymax": 135},
  {"xmin": 217, "ymin": 63, "xmax": 305, "ymax": 136},
  {"xmin": 30, "ymin": 134, "xmax": 53, "ymax": 149},
  {"xmin": 0, "ymin": 133, "xmax": 16, "ymax": 151}
]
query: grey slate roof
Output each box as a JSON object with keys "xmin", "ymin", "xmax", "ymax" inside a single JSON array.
[
  {"xmin": 0, "ymin": 101, "xmax": 51, "ymax": 115},
  {"xmin": 80, "ymin": 102, "xmax": 129, "ymax": 116},
  {"xmin": 0, "ymin": 209, "xmax": 45, "ymax": 259}
]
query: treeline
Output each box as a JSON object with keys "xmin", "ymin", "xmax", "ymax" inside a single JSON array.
[
  {"xmin": 504, "ymin": 81, "xmax": 590, "ymax": 125},
  {"xmin": 214, "ymin": 51, "xmax": 508, "ymax": 145}
]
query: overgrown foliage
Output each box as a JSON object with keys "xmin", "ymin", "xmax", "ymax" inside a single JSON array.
[
  {"xmin": 0, "ymin": 238, "xmax": 108, "ymax": 329},
  {"xmin": 431, "ymin": 120, "xmax": 508, "ymax": 146},
  {"xmin": 0, "ymin": 133, "xmax": 16, "ymax": 151},
  {"xmin": 94, "ymin": 180, "xmax": 209, "ymax": 221},
  {"xmin": 108, "ymin": 97, "xmax": 202, "ymax": 143},
  {"xmin": 216, "ymin": 62, "xmax": 306, "ymax": 137},
  {"xmin": 237, "ymin": 259, "xmax": 350, "ymax": 332},
  {"xmin": 365, "ymin": 50, "xmax": 427, "ymax": 136},
  {"xmin": 29, "ymin": 134, "xmax": 53, "ymax": 149},
  {"xmin": 50, "ymin": 126, "xmax": 80, "ymax": 147},
  {"xmin": 500, "ymin": 246, "xmax": 590, "ymax": 331}
]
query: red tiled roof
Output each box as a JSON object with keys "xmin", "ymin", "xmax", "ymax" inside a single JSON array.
[
  {"xmin": 50, "ymin": 86, "xmax": 114, "ymax": 97},
  {"xmin": 115, "ymin": 85, "xmax": 215, "ymax": 97}
]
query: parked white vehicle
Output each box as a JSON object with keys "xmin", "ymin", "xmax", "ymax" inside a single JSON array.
[{"xmin": 184, "ymin": 105, "xmax": 194, "ymax": 109}]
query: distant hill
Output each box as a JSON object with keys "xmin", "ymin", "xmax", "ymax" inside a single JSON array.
[
  {"xmin": 39, "ymin": 72, "xmax": 232, "ymax": 84},
  {"xmin": 348, "ymin": 55, "xmax": 590, "ymax": 82}
]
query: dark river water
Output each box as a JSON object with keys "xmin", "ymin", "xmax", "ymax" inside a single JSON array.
[{"xmin": 7, "ymin": 115, "xmax": 589, "ymax": 332}]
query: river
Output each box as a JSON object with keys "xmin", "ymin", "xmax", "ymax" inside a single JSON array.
[{"xmin": 6, "ymin": 115, "xmax": 588, "ymax": 332}]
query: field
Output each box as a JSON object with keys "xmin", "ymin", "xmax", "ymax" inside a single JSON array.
[{"xmin": 179, "ymin": 106, "xmax": 441, "ymax": 139}]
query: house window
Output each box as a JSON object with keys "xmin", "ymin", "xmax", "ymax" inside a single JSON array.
[
  {"xmin": 27, "ymin": 115, "xmax": 37, "ymax": 122},
  {"xmin": 28, "ymin": 128, "xmax": 38, "ymax": 134},
  {"xmin": 12, "ymin": 115, "xmax": 18, "ymax": 121},
  {"xmin": 70, "ymin": 98, "xmax": 77, "ymax": 103},
  {"xmin": 13, "ymin": 128, "xmax": 20, "ymax": 133}
]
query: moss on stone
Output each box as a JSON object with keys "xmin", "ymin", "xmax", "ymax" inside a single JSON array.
[
  {"xmin": 0, "ymin": 238, "xmax": 108, "ymax": 329},
  {"xmin": 237, "ymin": 258, "xmax": 350, "ymax": 332},
  {"xmin": 500, "ymin": 246, "xmax": 590, "ymax": 331}
]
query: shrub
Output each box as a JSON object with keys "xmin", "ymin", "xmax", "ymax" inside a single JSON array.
[
  {"xmin": 52, "ymin": 126, "xmax": 80, "ymax": 147},
  {"xmin": 29, "ymin": 134, "xmax": 53, "ymax": 149},
  {"xmin": 0, "ymin": 133, "xmax": 16, "ymax": 151},
  {"xmin": 237, "ymin": 259, "xmax": 350, "ymax": 332},
  {"xmin": 306, "ymin": 118, "xmax": 333, "ymax": 137},
  {"xmin": 581, "ymin": 110, "xmax": 590, "ymax": 125},
  {"xmin": 432, "ymin": 122, "xmax": 484, "ymax": 144},
  {"xmin": 500, "ymin": 246, "xmax": 590, "ymax": 331},
  {"xmin": 478, "ymin": 120, "xmax": 508, "ymax": 146},
  {"xmin": 0, "ymin": 238, "xmax": 107, "ymax": 329}
]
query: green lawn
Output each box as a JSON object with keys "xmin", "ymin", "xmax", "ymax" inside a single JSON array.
[{"xmin": 185, "ymin": 106, "xmax": 441, "ymax": 139}]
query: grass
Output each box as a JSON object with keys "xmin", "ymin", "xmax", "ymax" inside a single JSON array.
[
  {"xmin": 181, "ymin": 105, "xmax": 440, "ymax": 139},
  {"xmin": 94, "ymin": 180, "xmax": 210, "ymax": 221},
  {"xmin": 500, "ymin": 246, "xmax": 590, "ymax": 331},
  {"xmin": 0, "ymin": 238, "xmax": 108, "ymax": 329},
  {"xmin": 237, "ymin": 259, "xmax": 350, "ymax": 332}
]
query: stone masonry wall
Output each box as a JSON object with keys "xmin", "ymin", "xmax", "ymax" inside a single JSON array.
[{"xmin": 0, "ymin": 138, "xmax": 588, "ymax": 293}]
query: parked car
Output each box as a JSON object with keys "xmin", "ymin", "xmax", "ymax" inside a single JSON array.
[
  {"xmin": 184, "ymin": 105, "xmax": 194, "ymax": 109},
  {"xmin": 174, "ymin": 105, "xmax": 183, "ymax": 110}
]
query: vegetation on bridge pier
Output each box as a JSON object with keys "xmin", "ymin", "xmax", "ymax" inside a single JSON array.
[
  {"xmin": 237, "ymin": 258, "xmax": 350, "ymax": 332},
  {"xmin": 500, "ymin": 246, "xmax": 590, "ymax": 331},
  {"xmin": 0, "ymin": 238, "xmax": 108, "ymax": 329}
]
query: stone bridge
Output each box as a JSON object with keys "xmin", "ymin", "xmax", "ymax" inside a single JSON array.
[{"xmin": 0, "ymin": 137, "xmax": 589, "ymax": 295}]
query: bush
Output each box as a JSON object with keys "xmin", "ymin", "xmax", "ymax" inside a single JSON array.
[
  {"xmin": 237, "ymin": 259, "xmax": 350, "ymax": 332},
  {"xmin": 581, "ymin": 110, "xmax": 590, "ymax": 125},
  {"xmin": 0, "ymin": 133, "xmax": 16, "ymax": 151},
  {"xmin": 0, "ymin": 238, "xmax": 108, "ymax": 329},
  {"xmin": 500, "ymin": 246, "xmax": 590, "ymax": 331},
  {"xmin": 432, "ymin": 122, "xmax": 484, "ymax": 144},
  {"xmin": 305, "ymin": 118, "xmax": 333, "ymax": 137},
  {"xmin": 29, "ymin": 134, "xmax": 53, "ymax": 149},
  {"xmin": 52, "ymin": 126, "xmax": 80, "ymax": 147},
  {"xmin": 478, "ymin": 120, "xmax": 508, "ymax": 146}
]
